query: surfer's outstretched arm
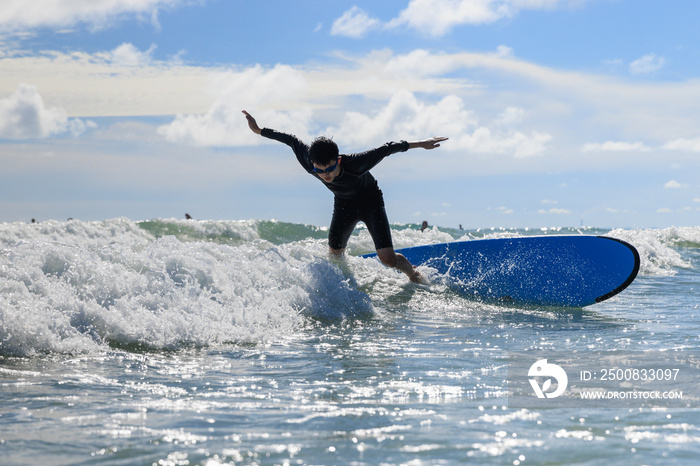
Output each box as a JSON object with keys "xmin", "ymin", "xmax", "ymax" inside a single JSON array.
[{"xmin": 407, "ymin": 137, "xmax": 448, "ymax": 150}]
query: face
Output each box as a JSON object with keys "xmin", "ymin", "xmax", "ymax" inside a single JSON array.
[{"xmin": 312, "ymin": 157, "xmax": 341, "ymax": 183}]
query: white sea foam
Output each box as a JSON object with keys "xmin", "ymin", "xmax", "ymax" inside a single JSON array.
[
  {"xmin": 1, "ymin": 219, "xmax": 697, "ymax": 355},
  {"xmin": 608, "ymin": 226, "xmax": 696, "ymax": 275},
  {"xmin": 0, "ymin": 217, "xmax": 154, "ymax": 249},
  {"xmin": 0, "ymin": 219, "xmax": 372, "ymax": 356}
]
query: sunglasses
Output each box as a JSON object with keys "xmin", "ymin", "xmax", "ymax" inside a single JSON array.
[{"xmin": 312, "ymin": 158, "xmax": 340, "ymax": 174}]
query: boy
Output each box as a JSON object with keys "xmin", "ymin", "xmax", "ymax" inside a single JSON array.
[{"xmin": 243, "ymin": 110, "xmax": 447, "ymax": 283}]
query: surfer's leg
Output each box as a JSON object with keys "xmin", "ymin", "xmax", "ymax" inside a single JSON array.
[
  {"xmin": 328, "ymin": 199, "xmax": 359, "ymax": 258},
  {"xmin": 360, "ymin": 194, "xmax": 423, "ymax": 282},
  {"xmin": 329, "ymin": 247, "xmax": 345, "ymax": 258},
  {"xmin": 376, "ymin": 248, "xmax": 423, "ymax": 283}
]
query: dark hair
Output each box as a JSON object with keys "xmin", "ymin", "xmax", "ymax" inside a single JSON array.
[{"xmin": 309, "ymin": 136, "xmax": 339, "ymax": 166}]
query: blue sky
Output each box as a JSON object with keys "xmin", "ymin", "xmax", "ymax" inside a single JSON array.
[{"xmin": 1, "ymin": 0, "xmax": 699, "ymax": 229}]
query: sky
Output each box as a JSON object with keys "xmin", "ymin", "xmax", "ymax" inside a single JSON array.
[{"xmin": 1, "ymin": 0, "xmax": 699, "ymax": 229}]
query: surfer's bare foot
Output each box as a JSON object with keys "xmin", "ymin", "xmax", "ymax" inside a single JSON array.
[
  {"xmin": 375, "ymin": 248, "xmax": 426, "ymax": 284},
  {"xmin": 409, "ymin": 267, "xmax": 425, "ymax": 284}
]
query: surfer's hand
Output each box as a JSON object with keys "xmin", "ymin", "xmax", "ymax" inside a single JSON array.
[
  {"xmin": 242, "ymin": 110, "xmax": 262, "ymax": 135},
  {"xmin": 408, "ymin": 136, "xmax": 448, "ymax": 150}
]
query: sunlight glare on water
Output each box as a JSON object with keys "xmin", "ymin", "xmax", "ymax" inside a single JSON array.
[{"xmin": 1, "ymin": 218, "xmax": 698, "ymax": 464}]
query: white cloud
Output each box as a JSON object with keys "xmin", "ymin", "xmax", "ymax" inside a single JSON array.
[
  {"xmin": 6, "ymin": 45, "xmax": 700, "ymax": 146},
  {"xmin": 495, "ymin": 45, "xmax": 515, "ymax": 59},
  {"xmin": 456, "ymin": 126, "xmax": 552, "ymax": 158},
  {"xmin": 327, "ymin": 90, "xmax": 550, "ymax": 156},
  {"xmin": 109, "ymin": 43, "xmax": 157, "ymax": 67},
  {"xmin": 663, "ymin": 137, "xmax": 700, "ymax": 152},
  {"xmin": 386, "ymin": 0, "xmax": 573, "ymax": 36},
  {"xmin": 0, "ymin": 84, "xmax": 90, "ymax": 139},
  {"xmin": 160, "ymin": 106, "xmax": 314, "ymax": 147},
  {"xmin": 159, "ymin": 71, "xmax": 551, "ymax": 159},
  {"xmin": 331, "ymin": 6, "xmax": 381, "ymax": 38},
  {"xmin": 664, "ymin": 180, "xmax": 686, "ymax": 189},
  {"xmin": 495, "ymin": 107, "xmax": 525, "ymax": 126},
  {"xmin": 581, "ymin": 141, "xmax": 650, "ymax": 152},
  {"xmin": 0, "ymin": 0, "xmax": 184, "ymax": 32},
  {"xmin": 327, "ymin": 90, "xmax": 474, "ymax": 147},
  {"xmin": 329, "ymin": 1, "xmax": 588, "ymax": 39},
  {"xmin": 383, "ymin": 49, "xmax": 465, "ymax": 77},
  {"xmin": 387, "ymin": 0, "xmax": 508, "ymax": 36},
  {"xmin": 158, "ymin": 65, "xmax": 314, "ymax": 147},
  {"xmin": 7, "ymin": 45, "xmax": 700, "ymax": 165},
  {"xmin": 0, "ymin": 49, "xmax": 213, "ymax": 117},
  {"xmin": 630, "ymin": 53, "xmax": 665, "ymax": 75},
  {"xmin": 538, "ymin": 208, "xmax": 571, "ymax": 215}
]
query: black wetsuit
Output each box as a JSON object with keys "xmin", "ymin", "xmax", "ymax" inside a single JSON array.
[{"xmin": 261, "ymin": 128, "xmax": 409, "ymax": 250}]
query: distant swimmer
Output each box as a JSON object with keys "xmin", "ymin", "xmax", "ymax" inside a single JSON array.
[
  {"xmin": 185, "ymin": 213, "xmax": 193, "ymax": 220},
  {"xmin": 421, "ymin": 221, "xmax": 429, "ymax": 232},
  {"xmin": 243, "ymin": 110, "xmax": 448, "ymax": 283}
]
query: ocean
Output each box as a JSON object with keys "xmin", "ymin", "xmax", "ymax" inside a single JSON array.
[{"xmin": 1, "ymin": 218, "xmax": 698, "ymax": 465}]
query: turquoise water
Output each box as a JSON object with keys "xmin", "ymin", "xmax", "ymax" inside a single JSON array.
[{"xmin": 1, "ymin": 218, "xmax": 698, "ymax": 465}]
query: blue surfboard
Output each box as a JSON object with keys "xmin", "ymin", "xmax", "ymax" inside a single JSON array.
[{"xmin": 361, "ymin": 235, "xmax": 640, "ymax": 307}]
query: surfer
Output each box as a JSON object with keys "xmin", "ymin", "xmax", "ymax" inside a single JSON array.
[{"xmin": 242, "ymin": 110, "xmax": 448, "ymax": 283}]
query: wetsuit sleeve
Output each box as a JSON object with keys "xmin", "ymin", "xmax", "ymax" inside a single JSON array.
[
  {"xmin": 260, "ymin": 128, "xmax": 313, "ymax": 173},
  {"xmin": 344, "ymin": 140, "xmax": 409, "ymax": 174}
]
